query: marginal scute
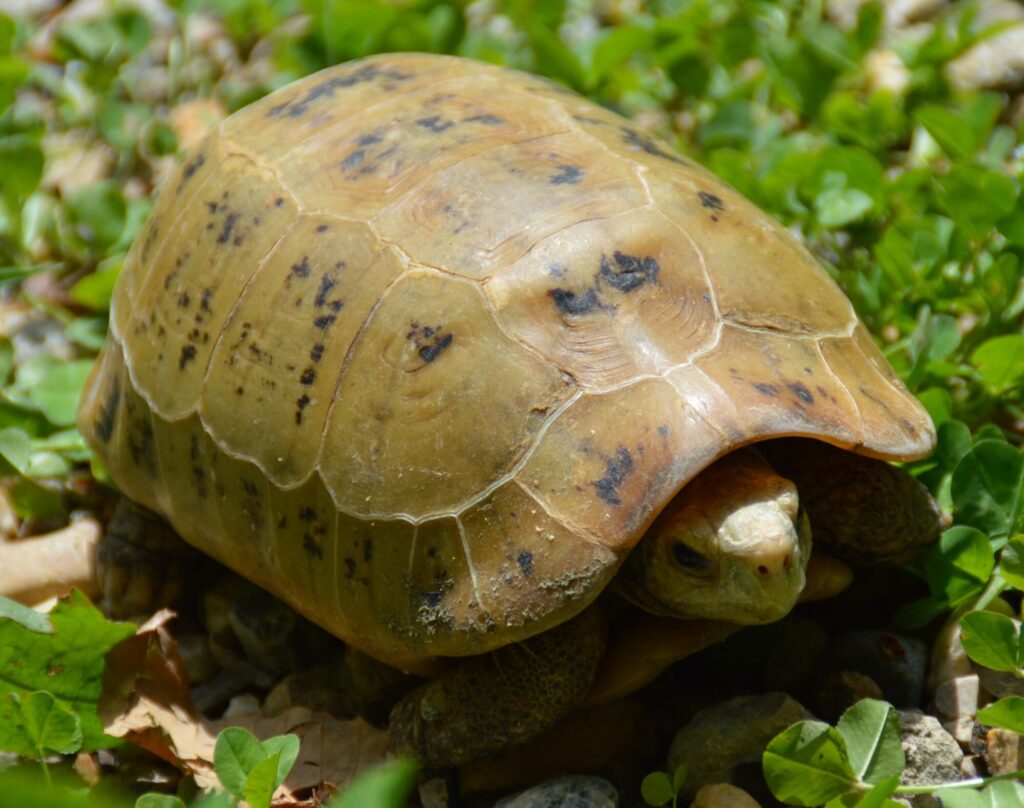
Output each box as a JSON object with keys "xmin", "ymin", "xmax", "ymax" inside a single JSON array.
[
  {"xmin": 320, "ymin": 271, "xmax": 575, "ymax": 518},
  {"xmin": 671, "ymin": 324, "xmax": 867, "ymax": 449},
  {"xmin": 487, "ymin": 207, "xmax": 716, "ymax": 389},
  {"xmin": 518, "ymin": 378, "xmax": 724, "ymax": 547},
  {"xmin": 647, "ymin": 173, "xmax": 856, "ymax": 335},
  {"xmin": 201, "ymin": 213, "xmax": 405, "ymax": 486},
  {"xmin": 460, "ymin": 481, "xmax": 616, "ymax": 642},
  {"xmin": 79, "ymin": 53, "xmax": 937, "ymax": 665},
  {"xmin": 820, "ymin": 327, "xmax": 935, "ymax": 458}
]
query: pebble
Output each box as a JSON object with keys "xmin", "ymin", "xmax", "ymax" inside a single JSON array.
[
  {"xmin": 899, "ymin": 709, "xmax": 965, "ymax": 808},
  {"xmin": 494, "ymin": 775, "xmax": 618, "ymax": 807},
  {"xmin": 931, "ymin": 675, "xmax": 980, "ymax": 746},
  {"xmin": 947, "ymin": 1, "xmax": 1024, "ymax": 91},
  {"xmin": 691, "ymin": 783, "xmax": 761, "ymax": 808},
  {"xmin": 983, "ymin": 728, "xmax": 1023, "ymax": 776},
  {"xmin": 668, "ymin": 693, "xmax": 813, "ymax": 797}
]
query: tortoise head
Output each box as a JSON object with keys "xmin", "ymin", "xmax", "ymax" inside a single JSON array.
[{"xmin": 620, "ymin": 446, "xmax": 810, "ymax": 624}]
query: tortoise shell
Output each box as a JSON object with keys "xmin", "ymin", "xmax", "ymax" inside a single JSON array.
[{"xmin": 78, "ymin": 53, "xmax": 935, "ymax": 668}]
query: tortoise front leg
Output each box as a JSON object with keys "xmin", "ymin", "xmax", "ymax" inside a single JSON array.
[{"xmin": 388, "ymin": 605, "xmax": 605, "ymax": 769}]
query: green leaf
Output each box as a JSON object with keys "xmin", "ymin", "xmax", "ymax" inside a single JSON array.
[
  {"xmin": 0, "ymin": 590, "xmax": 135, "ymax": 753},
  {"xmin": 0, "ymin": 426, "xmax": 30, "ymax": 473},
  {"xmin": 672, "ymin": 763, "xmax": 688, "ymax": 794},
  {"xmin": 835, "ymin": 700, "xmax": 905, "ymax": 784},
  {"xmin": 11, "ymin": 357, "xmax": 95, "ymax": 428},
  {"xmin": 641, "ymin": 771, "xmax": 675, "ymax": 806},
  {"xmin": 213, "ymin": 726, "xmax": 266, "ymax": 799},
  {"xmin": 260, "ymin": 733, "xmax": 299, "ymax": 790},
  {"xmin": 332, "ymin": 757, "xmax": 420, "ymax": 808},
  {"xmin": 937, "ymin": 165, "xmax": 1018, "ymax": 237},
  {"xmin": 17, "ymin": 690, "xmax": 82, "ymax": 756},
  {"xmin": 65, "ymin": 181, "xmax": 127, "ymax": 251},
  {"xmin": 972, "ymin": 335, "xmax": 1024, "ymax": 396},
  {"xmin": 923, "ymin": 526, "xmax": 995, "ymax": 607},
  {"xmin": 243, "ymin": 751, "xmax": 281, "ymax": 808},
  {"xmin": 763, "ymin": 721, "xmax": 858, "ymax": 806},
  {"xmin": 0, "ymin": 134, "xmax": 43, "ymax": 199},
  {"xmin": 0, "ymin": 595, "xmax": 52, "ymax": 634},
  {"xmin": 960, "ymin": 611, "xmax": 1020, "ymax": 674},
  {"xmin": 915, "ymin": 105, "xmax": 974, "ymax": 159},
  {"xmin": 816, "ymin": 187, "xmax": 874, "ymax": 228},
  {"xmin": 951, "ymin": 441, "xmax": 1024, "ymax": 537},
  {"xmin": 135, "ymin": 796, "xmax": 187, "ymax": 808},
  {"xmin": 978, "ymin": 695, "xmax": 1024, "ymax": 733},
  {"xmin": 1000, "ymin": 538, "xmax": 1024, "ymax": 590}
]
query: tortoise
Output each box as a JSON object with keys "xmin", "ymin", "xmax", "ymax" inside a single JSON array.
[{"xmin": 77, "ymin": 53, "xmax": 942, "ymax": 768}]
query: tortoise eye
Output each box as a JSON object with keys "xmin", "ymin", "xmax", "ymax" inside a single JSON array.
[{"xmin": 672, "ymin": 542, "xmax": 713, "ymax": 571}]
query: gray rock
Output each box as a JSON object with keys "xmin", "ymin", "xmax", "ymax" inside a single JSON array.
[
  {"xmin": 668, "ymin": 693, "xmax": 813, "ymax": 796},
  {"xmin": 818, "ymin": 631, "xmax": 927, "ymax": 715},
  {"xmin": 495, "ymin": 775, "xmax": 618, "ymax": 807},
  {"xmin": 899, "ymin": 709, "xmax": 965, "ymax": 808}
]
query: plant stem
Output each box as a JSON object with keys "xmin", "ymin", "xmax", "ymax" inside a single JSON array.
[{"xmin": 895, "ymin": 769, "xmax": 1024, "ymax": 794}]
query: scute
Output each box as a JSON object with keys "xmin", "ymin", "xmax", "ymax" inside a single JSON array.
[
  {"xmin": 320, "ymin": 271, "xmax": 575, "ymax": 518},
  {"xmin": 79, "ymin": 53, "xmax": 936, "ymax": 664}
]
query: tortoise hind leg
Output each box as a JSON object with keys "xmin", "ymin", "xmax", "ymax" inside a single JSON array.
[
  {"xmin": 98, "ymin": 498, "xmax": 208, "ymax": 619},
  {"xmin": 388, "ymin": 605, "xmax": 605, "ymax": 769},
  {"xmin": 758, "ymin": 438, "xmax": 944, "ymax": 566}
]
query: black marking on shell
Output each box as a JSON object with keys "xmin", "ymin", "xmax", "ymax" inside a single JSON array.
[
  {"xmin": 594, "ymin": 447, "xmax": 633, "ymax": 506},
  {"xmin": 363, "ymin": 538, "xmax": 373, "ymax": 562},
  {"xmin": 406, "ymin": 322, "xmax": 453, "ymax": 364},
  {"xmin": 599, "ymin": 251, "xmax": 659, "ymax": 293},
  {"xmin": 200, "ymin": 288, "xmax": 213, "ymax": 312},
  {"xmin": 300, "ymin": 368, "xmax": 316, "ymax": 385},
  {"xmin": 416, "ymin": 115, "xmax": 455, "ymax": 133},
  {"xmin": 181, "ymin": 153, "xmax": 206, "ymax": 183},
  {"xmin": 549, "ymin": 164, "xmax": 584, "ymax": 185},
  {"xmin": 298, "ymin": 506, "xmax": 316, "ymax": 521},
  {"xmin": 274, "ymin": 197, "xmax": 285, "ymax": 207},
  {"xmin": 342, "ymin": 150, "xmax": 365, "ymax": 171},
  {"xmin": 788, "ymin": 382, "xmax": 814, "ymax": 404},
  {"xmin": 465, "ymin": 113, "xmax": 505, "ymax": 125},
  {"xmin": 516, "ymin": 550, "xmax": 533, "ymax": 577},
  {"xmin": 217, "ymin": 212, "xmax": 240, "ymax": 245},
  {"xmin": 268, "ymin": 65, "xmax": 413, "ymax": 118},
  {"xmin": 295, "ymin": 394, "xmax": 311, "ymax": 424},
  {"xmin": 177, "ymin": 291, "xmax": 191, "ymax": 309},
  {"xmin": 314, "ymin": 314, "xmax": 337, "ymax": 330},
  {"xmin": 698, "ymin": 190, "xmax": 725, "ymax": 211},
  {"xmin": 620, "ymin": 127, "xmax": 686, "ymax": 164},
  {"xmin": 94, "ymin": 377, "xmax": 121, "ymax": 443},
  {"xmin": 754, "ymin": 382, "xmax": 781, "ymax": 397},
  {"xmin": 548, "ymin": 288, "xmax": 603, "ymax": 316},
  {"xmin": 189, "ymin": 435, "xmax": 207, "ymax": 499},
  {"xmin": 290, "ymin": 256, "xmax": 311, "ymax": 281},
  {"xmin": 303, "ymin": 534, "xmax": 324, "ymax": 558},
  {"xmin": 179, "ymin": 345, "xmax": 197, "ymax": 370},
  {"xmin": 357, "ymin": 132, "xmax": 383, "ymax": 146},
  {"xmin": 310, "ymin": 343, "xmax": 324, "ymax": 362},
  {"xmin": 315, "ymin": 275, "xmax": 337, "ymax": 308},
  {"xmin": 316, "ymin": 224, "xmax": 330, "ymax": 233}
]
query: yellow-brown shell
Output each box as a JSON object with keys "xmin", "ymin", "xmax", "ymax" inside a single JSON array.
[{"xmin": 78, "ymin": 53, "xmax": 935, "ymax": 668}]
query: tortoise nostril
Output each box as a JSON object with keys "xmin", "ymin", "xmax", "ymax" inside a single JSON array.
[{"xmin": 757, "ymin": 564, "xmax": 770, "ymax": 576}]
